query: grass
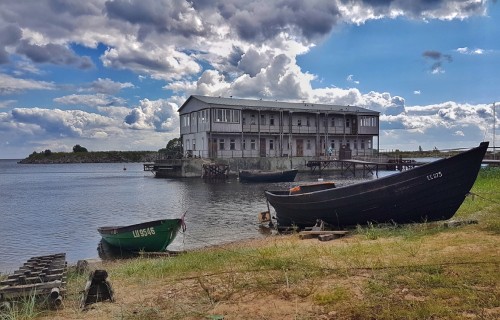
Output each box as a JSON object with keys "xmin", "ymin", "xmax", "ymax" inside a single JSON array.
[{"xmin": 3, "ymin": 168, "xmax": 499, "ymax": 319}]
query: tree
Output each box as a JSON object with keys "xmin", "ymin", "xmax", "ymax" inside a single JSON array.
[
  {"xmin": 165, "ymin": 138, "xmax": 182, "ymax": 153},
  {"xmin": 158, "ymin": 138, "xmax": 183, "ymax": 158},
  {"xmin": 73, "ymin": 144, "xmax": 88, "ymax": 153},
  {"xmin": 44, "ymin": 149, "xmax": 52, "ymax": 156},
  {"xmin": 419, "ymin": 146, "xmax": 423, "ymax": 152}
]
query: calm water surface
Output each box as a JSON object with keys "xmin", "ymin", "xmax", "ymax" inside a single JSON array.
[{"xmin": 0, "ymin": 159, "xmax": 382, "ymax": 273}]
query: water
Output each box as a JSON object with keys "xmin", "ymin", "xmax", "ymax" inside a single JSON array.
[{"xmin": 0, "ymin": 159, "xmax": 381, "ymax": 273}]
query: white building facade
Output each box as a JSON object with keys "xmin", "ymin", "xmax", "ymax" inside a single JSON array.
[{"xmin": 178, "ymin": 95, "xmax": 380, "ymax": 159}]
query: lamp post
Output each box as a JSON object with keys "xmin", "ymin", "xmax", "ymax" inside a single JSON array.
[{"xmin": 494, "ymin": 102, "xmax": 496, "ymax": 160}]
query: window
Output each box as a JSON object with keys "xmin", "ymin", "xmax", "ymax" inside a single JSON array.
[
  {"xmin": 230, "ymin": 139, "xmax": 235, "ymax": 150},
  {"xmin": 250, "ymin": 139, "xmax": 256, "ymax": 150},
  {"xmin": 181, "ymin": 115, "xmax": 190, "ymax": 127},
  {"xmin": 330, "ymin": 140, "xmax": 335, "ymax": 149},
  {"xmin": 361, "ymin": 140, "xmax": 365, "ymax": 149},
  {"xmin": 306, "ymin": 117, "xmax": 310, "ymax": 127},
  {"xmin": 307, "ymin": 140, "xmax": 311, "ymax": 150},
  {"xmin": 219, "ymin": 139, "xmax": 225, "ymax": 150},
  {"xmin": 346, "ymin": 140, "xmax": 350, "ymax": 149},
  {"xmin": 198, "ymin": 110, "xmax": 209, "ymax": 123},
  {"xmin": 213, "ymin": 109, "xmax": 240, "ymax": 123},
  {"xmin": 269, "ymin": 139, "xmax": 274, "ymax": 150},
  {"xmin": 331, "ymin": 117, "xmax": 335, "ymax": 127},
  {"xmin": 192, "ymin": 139, "xmax": 196, "ymax": 150},
  {"xmin": 260, "ymin": 114, "xmax": 266, "ymax": 125},
  {"xmin": 250, "ymin": 114, "xmax": 256, "ymax": 125},
  {"xmin": 346, "ymin": 118, "xmax": 350, "ymax": 128},
  {"xmin": 354, "ymin": 140, "xmax": 357, "ymax": 149},
  {"xmin": 270, "ymin": 115, "xmax": 275, "ymax": 126},
  {"xmin": 297, "ymin": 119, "xmax": 302, "ymax": 126},
  {"xmin": 243, "ymin": 139, "xmax": 246, "ymax": 150},
  {"xmin": 242, "ymin": 116, "xmax": 246, "ymax": 125}
]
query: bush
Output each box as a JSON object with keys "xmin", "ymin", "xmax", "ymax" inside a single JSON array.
[{"xmin": 73, "ymin": 145, "xmax": 88, "ymax": 153}]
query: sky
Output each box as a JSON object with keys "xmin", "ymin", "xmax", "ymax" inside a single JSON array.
[{"xmin": 1, "ymin": 0, "xmax": 499, "ymax": 159}]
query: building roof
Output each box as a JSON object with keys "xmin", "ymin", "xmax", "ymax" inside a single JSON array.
[{"xmin": 178, "ymin": 95, "xmax": 379, "ymax": 115}]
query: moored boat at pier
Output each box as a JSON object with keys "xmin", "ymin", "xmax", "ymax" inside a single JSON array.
[{"xmin": 239, "ymin": 169, "xmax": 298, "ymax": 183}]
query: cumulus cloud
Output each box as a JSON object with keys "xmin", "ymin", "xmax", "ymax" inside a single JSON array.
[
  {"xmin": 16, "ymin": 40, "xmax": 94, "ymax": 69},
  {"xmin": 124, "ymin": 98, "xmax": 179, "ymax": 132},
  {"xmin": 0, "ymin": 0, "xmax": 494, "ymax": 156},
  {"xmin": 9, "ymin": 107, "xmax": 116, "ymax": 138}
]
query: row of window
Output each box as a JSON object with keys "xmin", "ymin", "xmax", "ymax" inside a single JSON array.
[
  {"xmin": 185, "ymin": 138, "xmax": 370, "ymax": 151},
  {"xmin": 181, "ymin": 109, "xmax": 378, "ymax": 128}
]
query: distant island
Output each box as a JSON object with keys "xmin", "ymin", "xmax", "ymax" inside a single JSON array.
[{"xmin": 18, "ymin": 150, "xmax": 158, "ymax": 164}]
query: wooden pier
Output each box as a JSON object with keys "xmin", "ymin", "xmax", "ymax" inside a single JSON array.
[{"xmin": 202, "ymin": 163, "xmax": 229, "ymax": 179}]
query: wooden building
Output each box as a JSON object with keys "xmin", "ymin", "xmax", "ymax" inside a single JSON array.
[{"xmin": 178, "ymin": 95, "xmax": 380, "ymax": 159}]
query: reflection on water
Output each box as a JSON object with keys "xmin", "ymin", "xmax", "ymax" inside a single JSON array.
[
  {"xmin": 97, "ymin": 239, "xmax": 138, "ymax": 261},
  {"xmin": 0, "ymin": 160, "xmax": 386, "ymax": 273}
]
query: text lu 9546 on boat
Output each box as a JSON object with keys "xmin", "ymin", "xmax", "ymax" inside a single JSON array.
[{"xmin": 132, "ymin": 227, "xmax": 156, "ymax": 238}]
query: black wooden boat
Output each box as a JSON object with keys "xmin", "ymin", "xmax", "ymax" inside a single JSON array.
[
  {"xmin": 239, "ymin": 169, "xmax": 298, "ymax": 182},
  {"xmin": 265, "ymin": 142, "xmax": 488, "ymax": 228}
]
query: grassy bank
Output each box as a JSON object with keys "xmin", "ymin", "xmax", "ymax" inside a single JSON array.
[{"xmin": 3, "ymin": 168, "xmax": 499, "ymax": 320}]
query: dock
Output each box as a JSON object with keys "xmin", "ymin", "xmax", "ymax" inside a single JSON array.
[{"xmin": 201, "ymin": 163, "xmax": 229, "ymax": 179}]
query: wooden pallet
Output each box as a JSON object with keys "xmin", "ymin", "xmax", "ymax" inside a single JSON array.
[{"xmin": 0, "ymin": 253, "xmax": 67, "ymax": 308}]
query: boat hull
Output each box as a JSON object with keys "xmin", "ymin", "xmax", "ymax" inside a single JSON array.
[
  {"xmin": 98, "ymin": 219, "xmax": 183, "ymax": 252},
  {"xmin": 265, "ymin": 142, "xmax": 488, "ymax": 228},
  {"xmin": 239, "ymin": 169, "xmax": 298, "ymax": 182}
]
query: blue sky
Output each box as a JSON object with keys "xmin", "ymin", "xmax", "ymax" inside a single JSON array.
[{"xmin": 1, "ymin": 0, "xmax": 499, "ymax": 158}]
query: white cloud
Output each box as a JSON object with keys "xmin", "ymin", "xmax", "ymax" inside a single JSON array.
[
  {"xmin": 53, "ymin": 94, "xmax": 126, "ymax": 108},
  {"xmin": 413, "ymin": 90, "xmax": 421, "ymax": 95},
  {"xmin": 90, "ymin": 78, "xmax": 135, "ymax": 94},
  {"xmin": 0, "ymin": 0, "xmax": 494, "ymax": 157},
  {"xmin": 347, "ymin": 74, "xmax": 360, "ymax": 85},
  {"xmin": 124, "ymin": 98, "xmax": 179, "ymax": 132},
  {"xmin": 456, "ymin": 47, "xmax": 486, "ymax": 55},
  {"xmin": 0, "ymin": 73, "xmax": 56, "ymax": 95}
]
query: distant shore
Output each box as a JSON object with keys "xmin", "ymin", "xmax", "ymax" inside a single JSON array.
[{"xmin": 18, "ymin": 151, "xmax": 158, "ymax": 164}]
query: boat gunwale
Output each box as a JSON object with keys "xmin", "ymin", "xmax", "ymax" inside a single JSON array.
[
  {"xmin": 264, "ymin": 142, "xmax": 488, "ymax": 199},
  {"xmin": 97, "ymin": 218, "xmax": 180, "ymax": 235}
]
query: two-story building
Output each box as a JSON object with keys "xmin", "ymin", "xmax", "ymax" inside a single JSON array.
[{"xmin": 178, "ymin": 95, "xmax": 379, "ymax": 159}]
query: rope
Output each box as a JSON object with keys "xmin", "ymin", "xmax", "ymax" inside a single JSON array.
[{"xmin": 468, "ymin": 192, "xmax": 500, "ymax": 205}]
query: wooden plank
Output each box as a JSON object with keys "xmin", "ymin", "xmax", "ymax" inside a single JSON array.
[
  {"xmin": 318, "ymin": 234, "xmax": 343, "ymax": 241},
  {"xmin": 298, "ymin": 233, "xmax": 316, "ymax": 240},
  {"xmin": 298, "ymin": 230, "xmax": 348, "ymax": 236}
]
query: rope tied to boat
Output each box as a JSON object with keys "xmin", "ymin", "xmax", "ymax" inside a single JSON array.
[
  {"xmin": 180, "ymin": 211, "xmax": 187, "ymax": 232},
  {"xmin": 468, "ymin": 192, "xmax": 500, "ymax": 205}
]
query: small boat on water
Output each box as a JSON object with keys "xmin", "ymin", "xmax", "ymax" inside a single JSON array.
[
  {"xmin": 265, "ymin": 142, "xmax": 489, "ymax": 229},
  {"xmin": 239, "ymin": 169, "xmax": 298, "ymax": 183},
  {"xmin": 97, "ymin": 216, "xmax": 186, "ymax": 252}
]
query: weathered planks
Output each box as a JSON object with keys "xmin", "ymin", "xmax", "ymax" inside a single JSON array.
[
  {"xmin": 298, "ymin": 230, "xmax": 349, "ymax": 241},
  {"xmin": 0, "ymin": 253, "xmax": 67, "ymax": 308}
]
